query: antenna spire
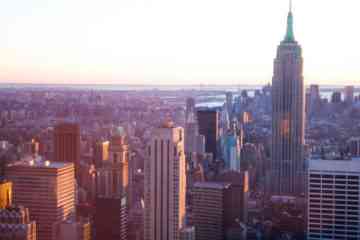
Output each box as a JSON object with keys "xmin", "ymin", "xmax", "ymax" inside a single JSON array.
[{"xmin": 289, "ymin": 0, "xmax": 292, "ymax": 12}]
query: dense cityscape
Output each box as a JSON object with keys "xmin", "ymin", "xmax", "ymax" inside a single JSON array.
[{"xmin": 1, "ymin": 3, "xmax": 360, "ymax": 240}]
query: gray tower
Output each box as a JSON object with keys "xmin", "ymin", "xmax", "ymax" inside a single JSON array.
[{"xmin": 270, "ymin": 2, "xmax": 305, "ymax": 196}]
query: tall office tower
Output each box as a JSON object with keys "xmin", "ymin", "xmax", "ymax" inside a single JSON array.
[
  {"xmin": 95, "ymin": 196, "xmax": 128, "ymax": 240},
  {"xmin": 270, "ymin": 3, "xmax": 305, "ymax": 196},
  {"xmin": 144, "ymin": 120, "xmax": 186, "ymax": 240},
  {"xmin": 192, "ymin": 182, "xmax": 236, "ymax": 240},
  {"xmin": 6, "ymin": 158, "xmax": 75, "ymax": 240},
  {"xmin": 185, "ymin": 98, "xmax": 196, "ymax": 123},
  {"xmin": 344, "ymin": 85, "xmax": 355, "ymax": 103},
  {"xmin": 93, "ymin": 140, "xmax": 109, "ymax": 168},
  {"xmin": 308, "ymin": 160, "xmax": 360, "ymax": 240},
  {"xmin": 0, "ymin": 180, "xmax": 12, "ymax": 208},
  {"xmin": 96, "ymin": 129, "xmax": 129, "ymax": 198},
  {"xmin": 0, "ymin": 206, "xmax": 37, "ymax": 240},
  {"xmin": 226, "ymin": 92, "xmax": 233, "ymax": 118},
  {"xmin": 54, "ymin": 123, "xmax": 80, "ymax": 176},
  {"xmin": 197, "ymin": 110, "xmax": 219, "ymax": 159},
  {"xmin": 56, "ymin": 218, "xmax": 91, "ymax": 240}
]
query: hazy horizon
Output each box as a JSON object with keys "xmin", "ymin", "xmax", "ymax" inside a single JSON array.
[{"xmin": 1, "ymin": 0, "xmax": 360, "ymax": 85}]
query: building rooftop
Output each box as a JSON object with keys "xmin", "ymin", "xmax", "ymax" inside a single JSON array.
[
  {"xmin": 8, "ymin": 155, "xmax": 73, "ymax": 169},
  {"xmin": 193, "ymin": 181, "xmax": 231, "ymax": 190},
  {"xmin": 309, "ymin": 159, "xmax": 360, "ymax": 173}
]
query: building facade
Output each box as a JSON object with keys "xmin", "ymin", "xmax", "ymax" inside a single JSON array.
[
  {"xmin": 6, "ymin": 159, "xmax": 75, "ymax": 240},
  {"xmin": 0, "ymin": 206, "xmax": 37, "ymax": 240},
  {"xmin": 0, "ymin": 180, "xmax": 12, "ymax": 209},
  {"xmin": 270, "ymin": 6, "xmax": 305, "ymax": 196},
  {"xmin": 197, "ymin": 110, "xmax": 219, "ymax": 159},
  {"xmin": 308, "ymin": 160, "xmax": 360, "ymax": 240},
  {"xmin": 144, "ymin": 120, "xmax": 186, "ymax": 240},
  {"xmin": 54, "ymin": 123, "xmax": 80, "ymax": 176}
]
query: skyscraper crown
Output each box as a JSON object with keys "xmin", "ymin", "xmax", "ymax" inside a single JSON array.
[{"xmin": 284, "ymin": 0, "xmax": 295, "ymax": 42}]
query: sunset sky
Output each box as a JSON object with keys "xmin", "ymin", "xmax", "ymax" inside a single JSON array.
[{"xmin": 1, "ymin": 0, "xmax": 359, "ymax": 85}]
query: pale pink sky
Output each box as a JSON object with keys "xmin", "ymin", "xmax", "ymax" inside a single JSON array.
[{"xmin": 1, "ymin": 0, "xmax": 359, "ymax": 85}]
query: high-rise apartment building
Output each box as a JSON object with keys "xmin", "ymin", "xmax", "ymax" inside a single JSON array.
[
  {"xmin": 197, "ymin": 110, "xmax": 219, "ymax": 159},
  {"xmin": 6, "ymin": 158, "xmax": 75, "ymax": 240},
  {"xmin": 54, "ymin": 123, "xmax": 80, "ymax": 176},
  {"xmin": 0, "ymin": 206, "xmax": 37, "ymax": 240},
  {"xmin": 0, "ymin": 180, "xmax": 12, "ymax": 208},
  {"xmin": 270, "ymin": 4, "xmax": 305, "ymax": 196},
  {"xmin": 144, "ymin": 120, "xmax": 186, "ymax": 240},
  {"xmin": 308, "ymin": 160, "xmax": 360, "ymax": 240}
]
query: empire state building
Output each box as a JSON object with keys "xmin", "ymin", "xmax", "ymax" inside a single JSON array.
[{"xmin": 270, "ymin": 3, "xmax": 305, "ymax": 196}]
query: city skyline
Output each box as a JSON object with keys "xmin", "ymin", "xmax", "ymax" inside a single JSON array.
[{"xmin": 1, "ymin": 0, "xmax": 360, "ymax": 86}]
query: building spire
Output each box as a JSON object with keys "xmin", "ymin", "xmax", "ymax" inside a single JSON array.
[{"xmin": 284, "ymin": 0, "xmax": 295, "ymax": 42}]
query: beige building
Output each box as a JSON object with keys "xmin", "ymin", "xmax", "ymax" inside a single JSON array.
[
  {"xmin": 144, "ymin": 120, "xmax": 186, "ymax": 240},
  {"xmin": 6, "ymin": 158, "xmax": 75, "ymax": 240},
  {"xmin": 96, "ymin": 129, "xmax": 129, "ymax": 198}
]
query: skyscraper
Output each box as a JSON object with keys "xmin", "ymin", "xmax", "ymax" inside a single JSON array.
[
  {"xmin": 54, "ymin": 123, "xmax": 80, "ymax": 176},
  {"xmin": 197, "ymin": 110, "xmax": 219, "ymax": 159},
  {"xmin": 144, "ymin": 120, "xmax": 186, "ymax": 240},
  {"xmin": 270, "ymin": 2, "xmax": 305, "ymax": 196},
  {"xmin": 96, "ymin": 129, "xmax": 129, "ymax": 198},
  {"xmin": 308, "ymin": 159, "xmax": 360, "ymax": 240},
  {"xmin": 6, "ymin": 158, "xmax": 75, "ymax": 240},
  {"xmin": 185, "ymin": 98, "xmax": 196, "ymax": 123}
]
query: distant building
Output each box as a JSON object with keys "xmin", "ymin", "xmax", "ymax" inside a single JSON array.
[
  {"xmin": 56, "ymin": 218, "xmax": 91, "ymax": 240},
  {"xmin": 0, "ymin": 180, "xmax": 12, "ymax": 208},
  {"xmin": 6, "ymin": 158, "xmax": 75, "ymax": 240},
  {"xmin": 308, "ymin": 159, "xmax": 360, "ymax": 240},
  {"xmin": 331, "ymin": 91, "xmax": 342, "ymax": 103},
  {"xmin": 95, "ymin": 196, "xmax": 127, "ymax": 240},
  {"xmin": 185, "ymin": 119, "xmax": 205, "ymax": 155},
  {"xmin": 185, "ymin": 98, "xmax": 196, "ymax": 123},
  {"xmin": 226, "ymin": 92, "xmax": 233, "ymax": 118},
  {"xmin": 197, "ymin": 110, "xmax": 219, "ymax": 159},
  {"xmin": 344, "ymin": 85, "xmax": 355, "ymax": 103},
  {"xmin": 348, "ymin": 137, "xmax": 360, "ymax": 157},
  {"xmin": 96, "ymin": 131, "xmax": 129, "ymax": 198},
  {"xmin": 144, "ymin": 120, "xmax": 186, "ymax": 240},
  {"xmin": 0, "ymin": 206, "xmax": 37, "ymax": 240},
  {"xmin": 93, "ymin": 140, "xmax": 109, "ymax": 168},
  {"xmin": 54, "ymin": 123, "xmax": 80, "ymax": 176}
]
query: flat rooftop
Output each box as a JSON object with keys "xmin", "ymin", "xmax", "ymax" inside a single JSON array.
[
  {"xmin": 309, "ymin": 159, "xmax": 360, "ymax": 173},
  {"xmin": 8, "ymin": 155, "xmax": 73, "ymax": 169},
  {"xmin": 193, "ymin": 181, "xmax": 231, "ymax": 190}
]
